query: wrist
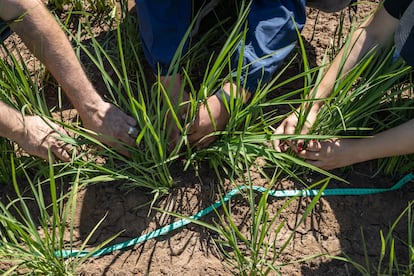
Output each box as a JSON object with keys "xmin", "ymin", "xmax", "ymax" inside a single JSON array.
[
  {"xmin": 215, "ymin": 89, "xmax": 231, "ymax": 103},
  {"xmin": 220, "ymin": 83, "xmax": 251, "ymax": 104},
  {"xmin": 0, "ymin": 102, "xmax": 25, "ymax": 142},
  {"xmin": 8, "ymin": 114, "xmax": 26, "ymax": 145},
  {"xmin": 73, "ymin": 92, "xmax": 105, "ymax": 119}
]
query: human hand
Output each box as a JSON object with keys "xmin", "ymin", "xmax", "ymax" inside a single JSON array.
[
  {"xmin": 187, "ymin": 94, "xmax": 230, "ymax": 149},
  {"xmin": 165, "ymin": 111, "xmax": 184, "ymax": 152},
  {"xmin": 80, "ymin": 101, "xmax": 138, "ymax": 157},
  {"xmin": 296, "ymin": 139, "xmax": 358, "ymax": 170},
  {"xmin": 159, "ymin": 74, "xmax": 190, "ymax": 151},
  {"xmin": 273, "ymin": 105, "xmax": 319, "ymax": 152},
  {"xmin": 14, "ymin": 116, "xmax": 73, "ymax": 162}
]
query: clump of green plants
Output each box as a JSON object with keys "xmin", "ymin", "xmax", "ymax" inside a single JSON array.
[
  {"xmin": 0, "ymin": 156, "xmax": 117, "ymax": 275},
  {"xmin": 1, "ymin": 0, "xmax": 413, "ymax": 274},
  {"xmin": 334, "ymin": 200, "xmax": 414, "ymax": 275},
  {"xmin": 161, "ymin": 155, "xmax": 331, "ymax": 275},
  {"xmin": 68, "ymin": 0, "xmax": 342, "ymax": 195},
  {"xmin": 0, "ymin": 41, "xmax": 57, "ymax": 184}
]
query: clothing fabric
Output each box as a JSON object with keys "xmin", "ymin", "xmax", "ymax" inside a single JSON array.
[
  {"xmin": 136, "ymin": 0, "xmax": 306, "ymax": 94},
  {"xmin": 394, "ymin": 0, "xmax": 414, "ymax": 66},
  {"xmin": 234, "ymin": 0, "xmax": 306, "ymax": 93},
  {"xmin": 0, "ymin": 21, "xmax": 11, "ymax": 41},
  {"xmin": 383, "ymin": 0, "xmax": 412, "ymax": 19},
  {"xmin": 135, "ymin": 0, "xmax": 192, "ymax": 76}
]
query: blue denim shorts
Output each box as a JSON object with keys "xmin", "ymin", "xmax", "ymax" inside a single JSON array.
[
  {"xmin": 394, "ymin": 1, "xmax": 414, "ymax": 66},
  {"xmin": 135, "ymin": 0, "xmax": 306, "ymax": 94},
  {"xmin": 0, "ymin": 21, "xmax": 11, "ymax": 41}
]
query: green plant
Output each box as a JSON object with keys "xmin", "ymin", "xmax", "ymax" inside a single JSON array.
[
  {"xmin": 0, "ymin": 155, "xmax": 118, "ymax": 275},
  {"xmin": 333, "ymin": 200, "xmax": 414, "ymax": 275},
  {"xmin": 0, "ymin": 42, "xmax": 50, "ymax": 116},
  {"xmin": 213, "ymin": 166, "xmax": 329, "ymax": 274},
  {"xmin": 0, "ymin": 40, "xmax": 54, "ymax": 183},
  {"xmin": 160, "ymin": 151, "xmax": 330, "ymax": 275},
  {"xmin": 2, "ymin": 1, "xmax": 412, "ymax": 274}
]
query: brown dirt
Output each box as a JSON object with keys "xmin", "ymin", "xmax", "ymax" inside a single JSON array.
[{"xmin": 2, "ymin": 1, "xmax": 414, "ymax": 275}]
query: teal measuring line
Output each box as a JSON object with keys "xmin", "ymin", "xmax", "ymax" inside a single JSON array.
[{"xmin": 56, "ymin": 172, "xmax": 414, "ymax": 259}]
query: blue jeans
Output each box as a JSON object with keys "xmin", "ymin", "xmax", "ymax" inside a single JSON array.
[
  {"xmin": 135, "ymin": 0, "xmax": 306, "ymax": 94},
  {"xmin": 0, "ymin": 21, "xmax": 11, "ymax": 41}
]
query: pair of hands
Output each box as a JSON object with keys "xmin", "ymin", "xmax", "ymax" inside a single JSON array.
[
  {"xmin": 273, "ymin": 105, "xmax": 349, "ymax": 170},
  {"xmin": 16, "ymin": 101, "xmax": 138, "ymax": 162}
]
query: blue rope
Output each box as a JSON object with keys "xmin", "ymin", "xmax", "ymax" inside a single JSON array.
[{"xmin": 56, "ymin": 172, "xmax": 414, "ymax": 259}]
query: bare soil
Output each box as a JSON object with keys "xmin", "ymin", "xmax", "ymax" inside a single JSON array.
[{"xmin": 2, "ymin": 1, "xmax": 414, "ymax": 275}]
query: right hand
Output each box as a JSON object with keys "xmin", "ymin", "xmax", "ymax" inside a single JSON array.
[
  {"xmin": 80, "ymin": 101, "xmax": 138, "ymax": 157},
  {"xmin": 187, "ymin": 93, "xmax": 230, "ymax": 149},
  {"xmin": 297, "ymin": 139, "xmax": 357, "ymax": 170},
  {"xmin": 273, "ymin": 104, "xmax": 320, "ymax": 152},
  {"xmin": 14, "ymin": 116, "xmax": 73, "ymax": 162}
]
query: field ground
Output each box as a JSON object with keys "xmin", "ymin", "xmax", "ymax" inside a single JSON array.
[{"xmin": 1, "ymin": 1, "xmax": 414, "ymax": 275}]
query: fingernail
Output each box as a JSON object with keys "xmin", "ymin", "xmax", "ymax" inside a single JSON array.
[{"xmin": 297, "ymin": 143, "xmax": 303, "ymax": 152}]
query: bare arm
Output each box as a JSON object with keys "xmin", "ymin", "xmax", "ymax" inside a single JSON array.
[
  {"xmin": 0, "ymin": 101, "xmax": 72, "ymax": 161},
  {"xmin": 300, "ymin": 119, "xmax": 414, "ymax": 170},
  {"xmin": 311, "ymin": 6, "xmax": 399, "ymax": 107},
  {"xmin": 0, "ymin": 0, "xmax": 138, "ymax": 156},
  {"xmin": 274, "ymin": 5, "xmax": 399, "ymax": 150}
]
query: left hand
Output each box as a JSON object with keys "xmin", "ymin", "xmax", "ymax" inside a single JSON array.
[{"xmin": 187, "ymin": 94, "xmax": 230, "ymax": 149}]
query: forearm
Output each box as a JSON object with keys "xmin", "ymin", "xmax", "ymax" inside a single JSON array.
[
  {"xmin": 2, "ymin": 0, "xmax": 102, "ymax": 116},
  {"xmin": 312, "ymin": 6, "xmax": 399, "ymax": 108},
  {"xmin": 0, "ymin": 0, "xmax": 138, "ymax": 155},
  {"xmin": 352, "ymin": 119, "xmax": 414, "ymax": 163},
  {"xmin": 0, "ymin": 101, "xmax": 25, "ymax": 142}
]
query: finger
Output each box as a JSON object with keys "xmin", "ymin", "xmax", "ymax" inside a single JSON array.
[
  {"xmin": 294, "ymin": 123, "xmax": 313, "ymax": 152},
  {"xmin": 296, "ymin": 126, "xmax": 312, "ymax": 152},
  {"xmin": 196, "ymin": 136, "xmax": 216, "ymax": 150},
  {"xmin": 188, "ymin": 134, "xmax": 202, "ymax": 145},
  {"xmin": 300, "ymin": 150, "xmax": 324, "ymax": 161},
  {"xmin": 36, "ymin": 149, "xmax": 54, "ymax": 163},
  {"xmin": 119, "ymin": 128, "xmax": 139, "ymax": 147},
  {"xmin": 58, "ymin": 148, "xmax": 71, "ymax": 162},
  {"xmin": 187, "ymin": 127, "xmax": 204, "ymax": 145},
  {"xmin": 293, "ymin": 139, "xmax": 306, "ymax": 152},
  {"xmin": 296, "ymin": 149, "xmax": 313, "ymax": 159},
  {"xmin": 279, "ymin": 141, "xmax": 289, "ymax": 152},
  {"xmin": 305, "ymin": 159, "xmax": 326, "ymax": 169},
  {"xmin": 117, "ymin": 146, "xmax": 132, "ymax": 158},
  {"xmin": 186, "ymin": 113, "xmax": 202, "ymax": 140},
  {"xmin": 284, "ymin": 124, "xmax": 297, "ymax": 138},
  {"xmin": 304, "ymin": 140, "xmax": 322, "ymax": 152},
  {"xmin": 62, "ymin": 142, "xmax": 75, "ymax": 157},
  {"xmin": 51, "ymin": 144, "xmax": 71, "ymax": 162},
  {"xmin": 272, "ymin": 122, "xmax": 286, "ymax": 151}
]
